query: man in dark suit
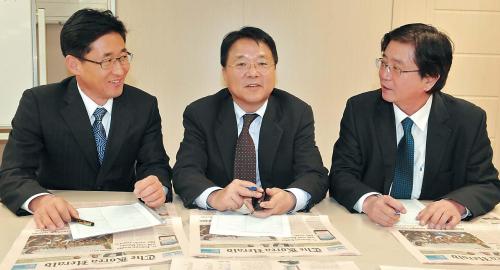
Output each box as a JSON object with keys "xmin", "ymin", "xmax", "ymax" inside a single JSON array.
[
  {"xmin": 0, "ymin": 9, "xmax": 172, "ymax": 230},
  {"xmin": 173, "ymin": 27, "xmax": 328, "ymax": 217},
  {"xmin": 330, "ymin": 23, "xmax": 500, "ymax": 229}
]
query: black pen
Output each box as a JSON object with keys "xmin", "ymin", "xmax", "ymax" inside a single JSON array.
[{"xmin": 71, "ymin": 217, "xmax": 95, "ymax": 226}]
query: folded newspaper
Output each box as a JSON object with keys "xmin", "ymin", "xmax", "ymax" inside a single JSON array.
[
  {"xmin": 390, "ymin": 211, "xmax": 500, "ymax": 265},
  {"xmin": 190, "ymin": 212, "xmax": 360, "ymax": 257},
  {"xmin": 0, "ymin": 202, "xmax": 187, "ymax": 270}
]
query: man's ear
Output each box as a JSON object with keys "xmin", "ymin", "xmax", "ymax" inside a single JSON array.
[
  {"xmin": 65, "ymin": 55, "xmax": 81, "ymax": 75},
  {"xmin": 423, "ymin": 74, "xmax": 440, "ymax": 93}
]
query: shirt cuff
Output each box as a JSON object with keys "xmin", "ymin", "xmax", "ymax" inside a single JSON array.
[
  {"xmin": 285, "ymin": 188, "xmax": 311, "ymax": 213},
  {"xmin": 21, "ymin": 193, "xmax": 51, "ymax": 214},
  {"xmin": 353, "ymin": 192, "xmax": 381, "ymax": 213},
  {"xmin": 163, "ymin": 186, "xmax": 169, "ymax": 198},
  {"xmin": 462, "ymin": 207, "xmax": 471, "ymax": 220},
  {"xmin": 195, "ymin": 187, "xmax": 223, "ymax": 209}
]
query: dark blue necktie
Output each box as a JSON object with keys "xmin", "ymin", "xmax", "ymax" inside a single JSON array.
[
  {"xmin": 390, "ymin": 117, "xmax": 414, "ymax": 199},
  {"xmin": 93, "ymin": 107, "xmax": 107, "ymax": 165}
]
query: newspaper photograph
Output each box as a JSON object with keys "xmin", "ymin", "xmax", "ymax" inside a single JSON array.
[
  {"xmin": 171, "ymin": 257, "xmax": 361, "ymax": 270},
  {"xmin": 189, "ymin": 213, "xmax": 360, "ymax": 257},
  {"xmin": 0, "ymin": 203, "xmax": 187, "ymax": 270},
  {"xmin": 390, "ymin": 227, "xmax": 500, "ymax": 265}
]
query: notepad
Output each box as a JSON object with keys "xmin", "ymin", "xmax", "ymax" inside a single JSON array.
[
  {"xmin": 69, "ymin": 202, "xmax": 162, "ymax": 240},
  {"xmin": 395, "ymin": 199, "xmax": 426, "ymax": 227}
]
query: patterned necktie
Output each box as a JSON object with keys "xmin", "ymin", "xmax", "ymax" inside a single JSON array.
[
  {"xmin": 233, "ymin": 113, "xmax": 258, "ymax": 182},
  {"xmin": 390, "ymin": 117, "xmax": 414, "ymax": 199},
  {"xmin": 93, "ymin": 107, "xmax": 107, "ymax": 165}
]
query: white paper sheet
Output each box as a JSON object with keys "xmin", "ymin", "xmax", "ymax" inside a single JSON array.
[
  {"xmin": 209, "ymin": 212, "xmax": 291, "ymax": 237},
  {"xmin": 69, "ymin": 202, "xmax": 162, "ymax": 239},
  {"xmin": 395, "ymin": 199, "xmax": 425, "ymax": 226}
]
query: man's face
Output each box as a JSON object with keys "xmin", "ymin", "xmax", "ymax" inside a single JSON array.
[
  {"xmin": 222, "ymin": 38, "xmax": 276, "ymax": 112},
  {"xmin": 75, "ymin": 32, "xmax": 129, "ymax": 105},
  {"xmin": 379, "ymin": 40, "xmax": 434, "ymax": 114}
]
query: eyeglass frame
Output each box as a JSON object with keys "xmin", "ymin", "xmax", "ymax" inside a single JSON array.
[
  {"xmin": 376, "ymin": 57, "xmax": 419, "ymax": 77},
  {"xmin": 226, "ymin": 60, "xmax": 275, "ymax": 74},
  {"xmin": 78, "ymin": 51, "xmax": 133, "ymax": 70}
]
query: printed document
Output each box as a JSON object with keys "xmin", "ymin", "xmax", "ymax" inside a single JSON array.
[
  {"xmin": 396, "ymin": 199, "xmax": 425, "ymax": 227},
  {"xmin": 209, "ymin": 212, "xmax": 291, "ymax": 237},
  {"xmin": 69, "ymin": 202, "xmax": 162, "ymax": 239}
]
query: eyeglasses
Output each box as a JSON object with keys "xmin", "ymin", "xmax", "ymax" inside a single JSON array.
[
  {"xmin": 376, "ymin": 58, "xmax": 419, "ymax": 77},
  {"xmin": 227, "ymin": 61, "xmax": 275, "ymax": 74},
  {"xmin": 79, "ymin": 52, "xmax": 133, "ymax": 70}
]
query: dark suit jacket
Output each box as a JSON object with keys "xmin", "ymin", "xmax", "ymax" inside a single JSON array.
[
  {"xmin": 0, "ymin": 76, "xmax": 172, "ymax": 215},
  {"xmin": 330, "ymin": 89, "xmax": 500, "ymax": 218},
  {"xmin": 173, "ymin": 88, "xmax": 328, "ymax": 209}
]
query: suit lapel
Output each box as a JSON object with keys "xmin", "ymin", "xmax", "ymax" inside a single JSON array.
[
  {"xmin": 215, "ymin": 91, "xmax": 238, "ymax": 181},
  {"xmin": 374, "ymin": 92, "xmax": 397, "ymax": 194},
  {"xmin": 421, "ymin": 93, "xmax": 451, "ymax": 195},
  {"xmin": 258, "ymin": 93, "xmax": 283, "ymax": 188},
  {"xmin": 60, "ymin": 77, "xmax": 99, "ymax": 173},
  {"xmin": 96, "ymin": 89, "xmax": 133, "ymax": 184}
]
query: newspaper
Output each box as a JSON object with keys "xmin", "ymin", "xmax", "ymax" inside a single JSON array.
[
  {"xmin": 0, "ymin": 202, "xmax": 187, "ymax": 270},
  {"xmin": 189, "ymin": 213, "xmax": 360, "ymax": 257},
  {"xmin": 171, "ymin": 257, "xmax": 361, "ymax": 270},
  {"xmin": 390, "ymin": 211, "xmax": 500, "ymax": 265}
]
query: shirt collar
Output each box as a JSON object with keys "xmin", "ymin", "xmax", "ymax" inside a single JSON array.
[
  {"xmin": 77, "ymin": 83, "xmax": 113, "ymax": 119},
  {"xmin": 233, "ymin": 100, "xmax": 268, "ymax": 122},
  {"xmin": 393, "ymin": 94, "xmax": 433, "ymax": 131}
]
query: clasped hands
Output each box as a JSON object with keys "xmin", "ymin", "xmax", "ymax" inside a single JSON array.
[
  {"xmin": 207, "ymin": 179, "xmax": 297, "ymax": 218},
  {"xmin": 29, "ymin": 175, "xmax": 165, "ymax": 231},
  {"xmin": 362, "ymin": 194, "xmax": 466, "ymax": 229}
]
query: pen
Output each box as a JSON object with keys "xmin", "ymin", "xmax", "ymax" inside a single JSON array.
[
  {"xmin": 247, "ymin": 186, "xmax": 258, "ymax": 191},
  {"xmin": 71, "ymin": 217, "xmax": 95, "ymax": 226}
]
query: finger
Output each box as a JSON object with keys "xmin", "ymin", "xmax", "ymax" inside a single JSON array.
[
  {"xmin": 237, "ymin": 186, "xmax": 264, "ymax": 198},
  {"xmin": 252, "ymin": 209, "xmax": 273, "ymax": 218},
  {"xmin": 68, "ymin": 204, "xmax": 80, "ymax": 219},
  {"xmin": 243, "ymin": 199, "xmax": 255, "ymax": 213},
  {"xmin": 146, "ymin": 196, "xmax": 165, "ymax": 208},
  {"xmin": 436, "ymin": 211, "xmax": 452, "ymax": 230},
  {"xmin": 142, "ymin": 188, "xmax": 164, "ymax": 203},
  {"xmin": 40, "ymin": 212, "xmax": 57, "ymax": 231},
  {"xmin": 384, "ymin": 196, "xmax": 406, "ymax": 214},
  {"xmin": 46, "ymin": 206, "xmax": 65, "ymax": 230},
  {"xmin": 445, "ymin": 214, "xmax": 461, "ymax": 230},
  {"xmin": 418, "ymin": 207, "xmax": 433, "ymax": 226},
  {"xmin": 33, "ymin": 213, "xmax": 46, "ymax": 229},
  {"xmin": 54, "ymin": 203, "xmax": 72, "ymax": 226},
  {"xmin": 429, "ymin": 207, "xmax": 446, "ymax": 228}
]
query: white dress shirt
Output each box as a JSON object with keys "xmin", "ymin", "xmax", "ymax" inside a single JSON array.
[
  {"xmin": 353, "ymin": 95, "xmax": 433, "ymax": 212},
  {"xmin": 195, "ymin": 101, "xmax": 311, "ymax": 212}
]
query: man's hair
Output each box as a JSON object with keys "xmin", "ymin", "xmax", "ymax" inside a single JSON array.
[
  {"xmin": 381, "ymin": 23, "xmax": 453, "ymax": 93},
  {"xmin": 220, "ymin": 26, "xmax": 278, "ymax": 67},
  {"xmin": 60, "ymin": 9, "xmax": 127, "ymax": 58}
]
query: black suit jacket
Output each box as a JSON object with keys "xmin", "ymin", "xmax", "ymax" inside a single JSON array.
[
  {"xmin": 173, "ymin": 88, "xmax": 328, "ymax": 209},
  {"xmin": 0, "ymin": 77, "xmax": 172, "ymax": 215},
  {"xmin": 330, "ymin": 89, "xmax": 500, "ymax": 218}
]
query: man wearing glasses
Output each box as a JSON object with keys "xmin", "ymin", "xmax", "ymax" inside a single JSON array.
[
  {"xmin": 173, "ymin": 27, "xmax": 328, "ymax": 217},
  {"xmin": 330, "ymin": 23, "xmax": 500, "ymax": 229},
  {"xmin": 0, "ymin": 9, "xmax": 172, "ymax": 230}
]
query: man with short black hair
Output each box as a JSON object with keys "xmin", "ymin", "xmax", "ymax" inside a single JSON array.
[
  {"xmin": 173, "ymin": 26, "xmax": 328, "ymax": 217},
  {"xmin": 0, "ymin": 9, "xmax": 172, "ymax": 230},
  {"xmin": 330, "ymin": 23, "xmax": 500, "ymax": 229}
]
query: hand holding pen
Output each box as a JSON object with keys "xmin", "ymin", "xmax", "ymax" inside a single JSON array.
[{"xmin": 362, "ymin": 194, "xmax": 407, "ymax": 227}]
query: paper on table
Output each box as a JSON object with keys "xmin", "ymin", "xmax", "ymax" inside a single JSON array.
[
  {"xmin": 209, "ymin": 212, "xmax": 291, "ymax": 237},
  {"xmin": 395, "ymin": 199, "xmax": 425, "ymax": 227},
  {"xmin": 69, "ymin": 202, "xmax": 162, "ymax": 240}
]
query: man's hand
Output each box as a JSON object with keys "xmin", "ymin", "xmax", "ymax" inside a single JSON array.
[
  {"xmin": 207, "ymin": 179, "xmax": 263, "ymax": 212},
  {"xmin": 134, "ymin": 175, "xmax": 166, "ymax": 208},
  {"xmin": 417, "ymin": 199, "xmax": 464, "ymax": 230},
  {"xmin": 252, "ymin": 188, "xmax": 296, "ymax": 218},
  {"xmin": 362, "ymin": 195, "xmax": 406, "ymax": 227},
  {"xmin": 29, "ymin": 194, "xmax": 79, "ymax": 231}
]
